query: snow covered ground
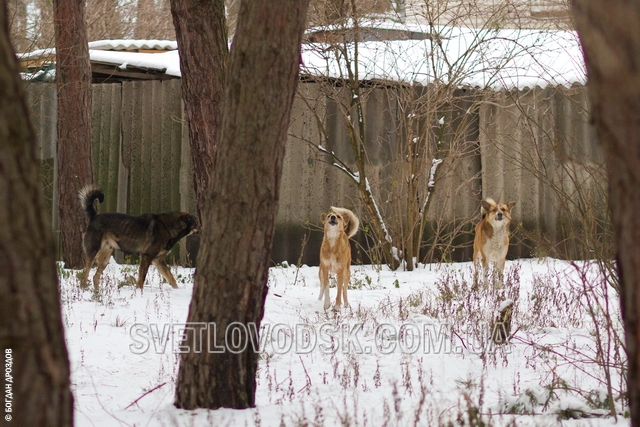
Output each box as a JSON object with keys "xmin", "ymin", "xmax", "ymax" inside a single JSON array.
[{"xmin": 60, "ymin": 257, "xmax": 628, "ymax": 426}]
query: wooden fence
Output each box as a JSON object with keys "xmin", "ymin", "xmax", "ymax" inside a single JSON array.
[{"xmin": 26, "ymin": 79, "xmax": 605, "ymax": 267}]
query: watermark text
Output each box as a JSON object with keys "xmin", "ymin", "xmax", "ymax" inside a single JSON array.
[
  {"xmin": 129, "ymin": 322, "xmax": 510, "ymax": 356},
  {"xmin": 5, "ymin": 349, "xmax": 13, "ymax": 422}
]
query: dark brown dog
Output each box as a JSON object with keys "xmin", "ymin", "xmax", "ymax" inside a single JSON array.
[
  {"xmin": 318, "ymin": 206, "xmax": 359, "ymax": 310},
  {"xmin": 79, "ymin": 185, "xmax": 197, "ymax": 291}
]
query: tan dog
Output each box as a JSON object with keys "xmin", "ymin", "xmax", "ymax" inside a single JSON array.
[
  {"xmin": 318, "ymin": 207, "xmax": 359, "ymax": 310},
  {"xmin": 473, "ymin": 198, "xmax": 515, "ymax": 274}
]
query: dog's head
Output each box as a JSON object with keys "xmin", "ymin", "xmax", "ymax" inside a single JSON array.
[
  {"xmin": 161, "ymin": 212, "xmax": 199, "ymax": 252},
  {"xmin": 164, "ymin": 212, "xmax": 199, "ymax": 235},
  {"xmin": 180, "ymin": 213, "xmax": 199, "ymax": 235},
  {"xmin": 321, "ymin": 210, "xmax": 349, "ymax": 235},
  {"xmin": 481, "ymin": 198, "xmax": 515, "ymax": 228}
]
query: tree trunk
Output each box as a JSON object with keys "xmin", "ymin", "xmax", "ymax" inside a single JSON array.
[
  {"xmin": 0, "ymin": 4, "xmax": 74, "ymax": 426},
  {"xmin": 7, "ymin": 0, "xmax": 29, "ymax": 52},
  {"xmin": 53, "ymin": 0, "xmax": 93, "ymax": 269},
  {"xmin": 134, "ymin": 0, "xmax": 153, "ymax": 39},
  {"xmin": 571, "ymin": 1, "xmax": 640, "ymax": 422},
  {"xmin": 169, "ymin": 0, "xmax": 228, "ymax": 223},
  {"xmin": 87, "ymin": 0, "xmax": 124, "ymax": 41},
  {"xmin": 174, "ymin": 0, "xmax": 309, "ymax": 409}
]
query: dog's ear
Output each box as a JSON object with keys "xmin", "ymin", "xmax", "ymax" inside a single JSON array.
[
  {"xmin": 506, "ymin": 201, "xmax": 516, "ymax": 210},
  {"xmin": 481, "ymin": 199, "xmax": 492, "ymax": 213}
]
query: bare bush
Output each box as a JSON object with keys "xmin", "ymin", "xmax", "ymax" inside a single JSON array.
[
  {"xmin": 515, "ymin": 261, "xmax": 625, "ymax": 419},
  {"xmin": 300, "ymin": 0, "xmax": 571, "ymax": 270},
  {"xmin": 9, "ymin": 0, "xmax": 178, "ymax": 52}
]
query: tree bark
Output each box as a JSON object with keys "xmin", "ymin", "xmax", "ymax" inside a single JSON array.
[
  {"xmin": 87, "ymin": 0, "xmax": 124, "ymax": 41},
  {"xmin": 7, "ymin": 0, "xmax": 29, "ymax": 52},
  {"xmin": 134, "ymin": 0, "xmax": 153, "ymax": 38},
  {"xmin": 169, "ymin": 0, "xmax": 228, "ymax": 223},
  {"xmin": 53, "ymin": 0, "xmax": 93, "ymax": 269},
  {"xmin": 174, "ymin": 0, "xmax": 309, "ymax": 409},
  {"xmin": 571, "ymin": 1, "xmax": 640, "ymax": 423},
  {"xmin": 0, "ymin": 4, "xmax": 74, "ymax": 426}
]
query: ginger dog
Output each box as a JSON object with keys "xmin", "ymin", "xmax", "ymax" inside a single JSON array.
[
  {"xmin": 318, "ymin": 207, "xmax": 359, "ymax": 310},
  {"xmin": 473, "ymin": 198, "xmax": 515, "ymax": 274}
]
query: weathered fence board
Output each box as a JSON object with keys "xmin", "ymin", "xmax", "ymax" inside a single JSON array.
[{"xmin": 26, "ymin": 79, "xmax": 603, "ymax": 266}]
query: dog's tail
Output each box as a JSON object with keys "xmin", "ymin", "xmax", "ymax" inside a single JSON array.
[
  {"xmin": 78, "ymin": 185, "xmax": 105, "ymax": 220},
  {"xmin": 330, "ymin": 206, "xmax": 359, "ymax": 239}
]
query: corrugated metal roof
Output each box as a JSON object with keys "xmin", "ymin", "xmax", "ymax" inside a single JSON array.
[
  {"xmin": 87, "ymin": 40, "xmax": 178, "ymax": 51},
  {"xmin": 18, "ymin": 39, "xmax": 177, "ymax": 60}
]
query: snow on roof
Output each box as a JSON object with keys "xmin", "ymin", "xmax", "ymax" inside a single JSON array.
[
  {"xmin": 18, "ymin": 47, "xmax": 55, "ymax": 61},
  {"xmin": 18, "ymin": 40, "xmax": 181, "ymax": 79},
  {"xmin": 90, "ymin": 49, "xmax": 182, "ymax": 77},
  {"xmin": 19, "ymin": 29, "xmax": 586, "ymax": 89},
  {"xmin": 307, "ymin": 18, "xmax": 429, "ymax": 36},
  {"xmin": 301, "ymin": 26, "xmax": 586, "ymax": 89}
]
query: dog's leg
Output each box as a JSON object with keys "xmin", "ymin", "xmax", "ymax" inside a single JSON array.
[
  {"xmin": 153, "ymin": 257, "xmax": 178, "ymax": 288},
  {"xmin": 472, "ymin": 252, "xmax": 485, "ymax": 290},
  {"xmin": 478, "ymin": 256, "xmax": 490, "ymax": 289},
  {"xmin": 81, "ymin": 241, "xmax": 99, "ymax": 289},
  {"xmin": 472, "ymin": 260, "xmax": 481, "ymax": 289},
  {"xmin": 136, "ymin": 255, "xmax": 153, "ymax": 290},
  {"xmin": 81, "ymin": 257, "xmax": 93, "ymax": 289},
  {"xmin": 334, "ymin": 268, "xmax": 349, "ymax": 310},
  {"xmin": 341, "ymin": 267, "xmax": 350, "ymax": 309},
  {"xmin": 318, "ymin": 264, "xmax": 330, "ymax": 309},
  {"xmin": 92, "ymin": 248, "xmax": 112, "ymax": 292},
  {"xmin": 496, "ymin": 258, "xmax": 506, "ymax": 276},
  {"xmin": 495, "ymin": 260, "xmax": 506, "ymax": 288}
]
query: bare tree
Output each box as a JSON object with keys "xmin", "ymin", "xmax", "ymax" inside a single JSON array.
[
  {"xmin": 308, "ymin": 0, "xmax": 391, "ymax": 24},
  {"xmin": 7, "ymin": 0, "xmax": 29, "ymax": 52},
  {"xmin": 170, "ymin": 0, "xmax": 228, "ymax": 223},
  {"xmin": 135, "ymin": 0, "xmax": 175, "ymax": 40},
  {"xmin": 10, "ymin": 0, "xmax": 177, "ymax": 52},
  {"xmin": 301, "ymin": 1, "xmax": 538, "ymax": 269},
  {"xmin": 135, "ymin": 0, "xmax": 154, "ymax": 37},
  {"xmin": 13, "ymin": 0, "xmax": 56, "ymax": 50},
  {"xmin": 174, "ymin": 0, "xmax": 309, "ymax": 409},
  {"xmin": 571, "ymin": 1, "xmax": 640, "ymax": 423},
  {"xmin": 0, "ymin": 2, "xmax": 73, "ymax": 425},
  {"xmin": 86, "ymin": 0, "xmax": 127, "ymax": 41},
  {"xmin": 53, "ymin": 0, "xmax": 94, "ymax": 268}
]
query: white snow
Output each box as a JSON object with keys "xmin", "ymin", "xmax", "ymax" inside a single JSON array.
[
  {"xmin": 332, "ymin": 162, "xmax": 360, "ymax": 183},
  {"xmin": 420, "ymin": 157, "xmax": 444, "ymax": 217},
  {"xmin": 19, "ymin": 28, "xmax": 585, "ymax": 90},
  {"xmin": 90, "ymin": 49, "xmax": 182, "ymax": 77},
  {"xmin": 499, "ymin": 298, "xmax": 514, "ymax": 312},
  {"xmin": 428, "ymin": 158, "xmax": 443, "ymax": 189},
  {"xmin": 301, "ymin": 27, "xmax": 585, "ymax": 89},
  {"xmin": 61, "ymin": 257, "xmax": 628, "ymax": 426}
]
